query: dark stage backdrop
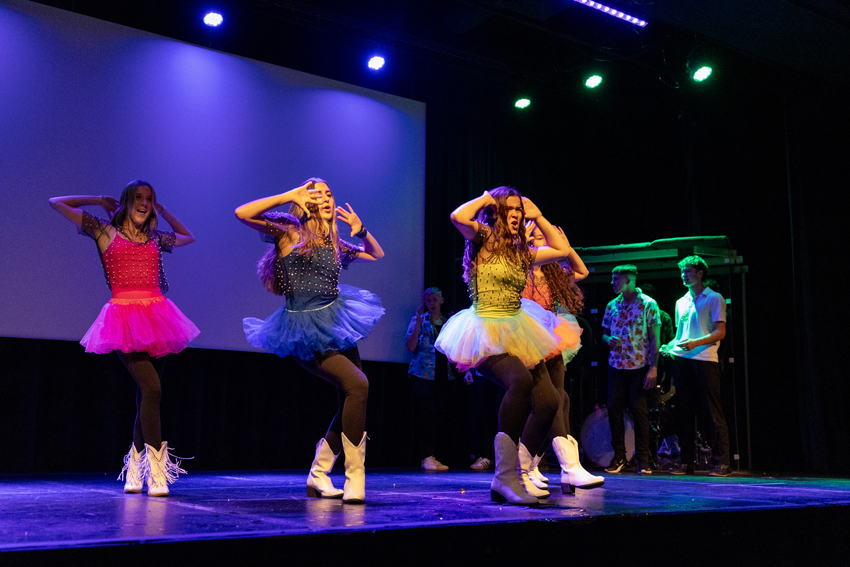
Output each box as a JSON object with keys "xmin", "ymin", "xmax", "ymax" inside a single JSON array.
[{"xmin": 0, "ymin": 0, "xmax": 425, "ymax": 363}]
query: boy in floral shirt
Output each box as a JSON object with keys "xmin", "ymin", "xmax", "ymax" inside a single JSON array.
[{"xmin": 601, "ymin": 265, "xmax": 660, "ymax": 474}]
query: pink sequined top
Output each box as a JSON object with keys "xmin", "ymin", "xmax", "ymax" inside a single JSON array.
[{"xmin": 80, "ymin": 212, "xmax": 176, "ymax": 297}]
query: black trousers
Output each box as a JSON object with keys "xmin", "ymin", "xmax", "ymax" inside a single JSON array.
[
  {"xmin": 672, "ymin": 356, "xmax": 730, "ymax": 467},
  {"xmin": 607, "ymin": 366, "xmax": 651, "ymax": 463}
]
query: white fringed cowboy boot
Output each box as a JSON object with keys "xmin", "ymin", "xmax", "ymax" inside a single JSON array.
[
  {"xmin": 552, "ymin": 435, "xmax": 604, "ymax": 493},
  {"xmin": 341, "ymin": 432, "xmax": 366, "ymax": 504},
  {"xmin": 306, "ymin": 438, "xmax": 344, "ymax": 499},
  {"xmin": 517, "ymin": 443, "xmax": 550, "ymax": 498},
  {"xmin": 118, "ymin": 444, "xmax": 145, "ymax": 493},
  {"xmin": 145, "ymin": 441, "xmax": 189, "ymax": 497},
  {"xmin": 490, "ymin": 433, "xmax": 539, "ymax": 506}
]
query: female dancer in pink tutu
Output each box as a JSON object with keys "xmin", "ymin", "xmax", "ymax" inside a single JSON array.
[
  {"xmin": 49, "ymin": 180, "xmax": 199, "ymax": 496},
  {"xmin": 435, "ymin": 187, "xmax": 573, "ymax": 505},
  {"xmin": 236, "ymin": 179, "xmax": 384, "ymax": 504},
  {"xmin": 521, "ymin": 222, "xmax": 604, "ymax": 495}
]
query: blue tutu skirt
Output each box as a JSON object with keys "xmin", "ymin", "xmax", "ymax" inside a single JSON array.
[{"xmin": 243, "ymin": 284, "xmax": 384, "ymax": 360}]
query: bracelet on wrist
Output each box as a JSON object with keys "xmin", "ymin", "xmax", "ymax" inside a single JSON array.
[{"xmin": 354, "ymin": 226, "xmax": 367, "ymax": 238}]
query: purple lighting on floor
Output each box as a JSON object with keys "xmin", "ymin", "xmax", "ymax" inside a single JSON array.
[{"xmin": 572, "ymin": 0, "xmax": 647, "ymax": 27}]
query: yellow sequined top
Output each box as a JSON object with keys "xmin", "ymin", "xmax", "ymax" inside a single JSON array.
[{"xmin": 468, "ymin": 226, "xmax": 532, "ymax": 317}]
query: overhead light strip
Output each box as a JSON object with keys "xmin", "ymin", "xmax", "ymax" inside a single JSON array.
[{"xmin": 572, "ymin": 0, "xmax": 647, "ymax": 27}]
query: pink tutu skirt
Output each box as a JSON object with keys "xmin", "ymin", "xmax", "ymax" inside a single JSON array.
[
  {"xmin": 81, "ymin": 296, "xmax": 200, "ymax": 358},
  {"xmin": 435, "ymin": 298, "xmax": 574, "ymax": 372},
  {"xmin": 556, "ymin": 311, "xmax": 583, "ymax": 364}
]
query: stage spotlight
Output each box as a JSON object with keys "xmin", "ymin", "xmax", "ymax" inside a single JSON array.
[
  {"xmin": 585, "ymin": 75, "xmax": 602, "ymax": 88},
  {"xmin": 203, "ymin": 12, "xmax": 223, "ymax": 27},
  {"xmin": 368, "ymin": 56, "xmax": 385, "ymax": 70},
  {"xmin": 515, "ymin": 98, "xmax": 531, "ymax": 109},
  {"xmin": 692, "ymin": 66, "xmax": 712, "ymax": 82}
]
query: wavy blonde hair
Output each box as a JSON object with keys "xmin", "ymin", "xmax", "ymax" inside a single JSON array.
[{"xmin": 462, "ymin": 186, "xmax": 531, "ymax": 282}]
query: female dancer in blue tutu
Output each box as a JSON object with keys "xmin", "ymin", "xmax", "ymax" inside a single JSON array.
[
  {"xmin": 435, "ymin": 187, "xmax": 573, "ymax": 505},
  {"xmin": 521, "ymin": 223, "xmax": 604, "ymax": 494},
  {"xmin": 49, "ymin": 181, "xmax": 199, "ymax": 496},
  {"xmin": 235, "ymin": 179, "xmax": 384, "ymax": 504}
]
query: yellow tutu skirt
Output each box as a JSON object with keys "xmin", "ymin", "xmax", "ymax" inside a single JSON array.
[{"xmin": 435, "ymin": 298, "xmax": 575, "ymax": 371}]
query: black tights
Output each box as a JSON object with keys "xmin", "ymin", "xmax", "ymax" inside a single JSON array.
[
  {"xmin": 545, "ymin": 356, "xmax": 571, "ymax": 439},
  {"xmin": 476, "ymin": 354, "xmax": 559, "ymax": 456},
  {"xmin": 117, "ymin": 351, "xmax": 167, "ymax": 453},
  {"xmin": 295, "ymin": 347, "xmax": 368, "ymax": 455}
]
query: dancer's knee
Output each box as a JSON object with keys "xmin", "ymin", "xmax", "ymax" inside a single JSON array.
[{"xmin": 345, "ymin": 376, "xmax": 369, "ymax": 403}]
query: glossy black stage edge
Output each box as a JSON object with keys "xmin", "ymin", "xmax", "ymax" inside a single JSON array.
[{"xmin": 2, "ymin": 470, "xmax": 850, "ymax": 566}]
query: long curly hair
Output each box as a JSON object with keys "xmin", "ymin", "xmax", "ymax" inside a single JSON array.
[
  {"xmin": 536, "ymin": 261, "xmax": 585, "ymax": 315},
  {"xmin": 462, "ymin": 186, "xmax": 531, "ymax": 282},
  {"xmin": 257, "ymin": 178, "xmax": 341, "ymax": 295},
  {"xmin": 110, "ymin": 180, "xmax": 158, "ymax": 233}
]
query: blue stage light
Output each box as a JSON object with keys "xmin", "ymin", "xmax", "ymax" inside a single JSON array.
[
  {"xmin": 203, "ymin": 12, "xmax": 223, "ymax": 27},
  {"xmin": 368, "ymin": 56, "xmax": 385, "ymax": 70}
]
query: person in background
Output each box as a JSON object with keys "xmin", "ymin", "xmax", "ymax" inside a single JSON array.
[
  {"xmin": 406, "ymin": 287, "xmax": 456, "ymax": 471},
  {"xmin": 662, "ymin": 255, "xmax": 731, "ymax": 477},
  {"xmin": 601, "ymin": 265, "xmax": 661, "ymax": 475}
]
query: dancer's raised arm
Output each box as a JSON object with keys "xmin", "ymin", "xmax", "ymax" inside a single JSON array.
[
  {"xmin": 522, "ymin": 198, "xmax": 570, "ymax": 266},
  {"xmin": 335, "ymin": 203, "xmax": 384, "ymax": 261},
  {"xmin": 234, "ymin": 182, "xmax": 322, "ymax": 232},
  {"xmin": 49, "ymin": 194, "xmax": 118, "ymax": 227},
  {"xmin": 155, "ymin": 202, "xmax": 195, "ymax": 247},
  {"xmin": 450, "ymin": 191, "xmax": 497, "ymax": 241}
]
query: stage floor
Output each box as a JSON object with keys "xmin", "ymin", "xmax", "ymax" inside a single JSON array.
[{"xmin": 3, "ymin": 468, "xmax": 850, "ymax": 554}]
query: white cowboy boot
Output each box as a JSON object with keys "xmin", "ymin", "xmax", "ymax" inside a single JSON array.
[
  {"xmin": 341, "ymin": 432, "xmax": 366, "ymax": 504},
  {"xmin": 490, "ymin": 433, "xmax": 539, "ymax": 506},
  {"xmin": 145, "ymin": 441, "xmax": 188, "ymax": 497},
  {"xmin": 118, "ymin": 444, "xmax": 145, "ymax": 493},
  {"xmin": 306, "ymin": 438, "xmax": 344, "ymax": 498},
  {"xmin": 517, "ymin": 443, "xmax": 550, "ymax": 498},
  {"xmin": 553, "ymin": 435, "xmax": 604, "ymax": 493}
]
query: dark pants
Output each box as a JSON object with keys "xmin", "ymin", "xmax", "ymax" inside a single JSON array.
[
  {"xmin": 672, "ymin": 356, "xmax": 730, "ymax": 467},
  {"xmin": 410, "ymin": 374, "xmax": 447, "ymax": 460},
  {"xmin": 607, "ymin": 366, "xmax": 651, "ymax": 462}
]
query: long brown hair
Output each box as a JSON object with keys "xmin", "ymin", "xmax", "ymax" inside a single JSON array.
[
  {"xmin": 110, "ymin": 180, "xmax": 158, "ymax": 233},
  {"xmin": 537, "ymin": 261, "xmax": 585, "ymax": 315},
  {"xmin": 462, "ymin": 186, "xmax": 531, "ymax": 282},
  {"xmin": 257, "ymin": 178, "xmax": 341, "ymax": 295}
]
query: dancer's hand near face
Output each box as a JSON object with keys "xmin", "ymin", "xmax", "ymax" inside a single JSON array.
[{"xmin": 335, "ymin": 203, "xmax": 363, "ymax": 236}]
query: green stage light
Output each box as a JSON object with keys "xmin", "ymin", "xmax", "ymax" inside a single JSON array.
[
  {"xmin": 585, "ymin": 75, "xmax": 602, "ymax": 88},
  {"xmin": 515, "ymin": 98, "xmax": 531, "ymax": 109},
  {"xmin": 693, "ymin": 66, "xmax": 712, "ymax": 82}
]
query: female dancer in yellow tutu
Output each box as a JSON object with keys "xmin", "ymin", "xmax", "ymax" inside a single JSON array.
[
  {"xmin": 49, "ymin": 181, "xmax": 199, "ymax": 496},
  {"xmin": 521, "ymin": 223, "xmax": 604, "ymax": 494},
  {"xmin": 435, "ymin": 187, "xmax": 573, "ymax": 505}
]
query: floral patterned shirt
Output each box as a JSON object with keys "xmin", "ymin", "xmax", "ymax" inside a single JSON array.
[
  {"xmin": 406, "ymin": 313, "xmax": 455, "ymax": 381},
  {"xmin": 601, "ymin": 291, "xmax": 660, "ymax": 370}
]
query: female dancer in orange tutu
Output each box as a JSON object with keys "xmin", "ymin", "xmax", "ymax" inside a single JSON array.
[
  {"xmin": 435, "ymin": 187, "xmax": 575, "ymax": 505},
  {"xmin": 50, "ymin": 181, "xmax": 199, "ymax": 496},
  {"xmin": 521, "ymin": 222, "xmax": 604, "ymax": 494}
]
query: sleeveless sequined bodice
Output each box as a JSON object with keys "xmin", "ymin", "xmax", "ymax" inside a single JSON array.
[
  {"xmin": 276, "ymin": 246, "xmax": 342, "ymax": 311},
  {"xmin": 470, "ymin": 258, "xmax": 527, "ymax": 317},
  {"xmin": 521, "ymin": 276, "xmax": 554, "ymax": 311},
  {"xmin": 102, "ymin": 235, "xmax": 162, "ymax": 295}
]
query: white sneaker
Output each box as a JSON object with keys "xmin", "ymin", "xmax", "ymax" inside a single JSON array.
[
  {"xmin": 421, "ymin": 456, "xmax": 449, "ymax": 471},
  {"xmin": 470, "ymin": 457, "xmax": 491, "ymax": 470}
]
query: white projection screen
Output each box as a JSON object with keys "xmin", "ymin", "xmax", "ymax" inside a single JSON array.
[{"xmin": 0, "ymin": 0, "xmax": 425, "ymax": 363}]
